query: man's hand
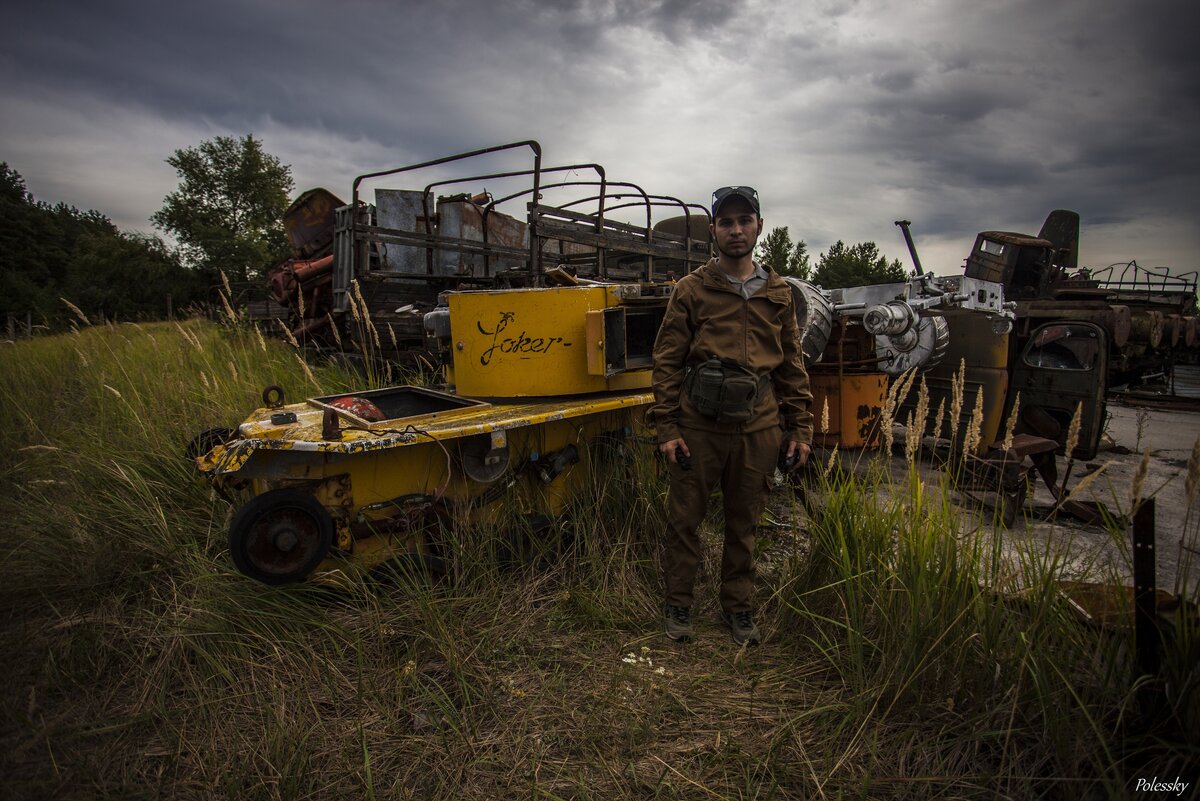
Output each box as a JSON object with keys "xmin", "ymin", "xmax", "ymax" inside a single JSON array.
[
  {"xmin": 659, "ymin": 437, "xmax": 690, "ymax": 464},
  {"xmin": 781, "ymin": 439, "xmax": 811, "ymax": 471}
]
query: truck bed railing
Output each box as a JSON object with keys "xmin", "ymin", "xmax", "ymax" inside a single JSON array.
[
  {"xmin": 336, "ymin": 141, "xmax": 712, "ymax": 311},
  {"xmin": 1091, "ymin": 260, "xmax": 1198, "ymax": 299}
]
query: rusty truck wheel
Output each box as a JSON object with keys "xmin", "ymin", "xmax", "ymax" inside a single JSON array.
[{"xmin": 228, "ymin": 489, "xmax": 334, "ymax": 585}]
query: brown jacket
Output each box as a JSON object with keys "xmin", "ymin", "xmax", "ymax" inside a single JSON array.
[{"xmin": 649, "ymin": 258, "xmax": 813, "ymax": 444}]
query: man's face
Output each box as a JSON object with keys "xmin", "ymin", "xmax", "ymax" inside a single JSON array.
[{"xmin": 710, "ymin": 197, "xmax": 763, "ymax": 259}]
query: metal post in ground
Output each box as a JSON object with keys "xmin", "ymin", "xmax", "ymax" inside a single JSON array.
[
  {"xmin": 1132, "ymin": 498, "xmax": 1160, "ymax": 676},
  {"xmin": 1132, "ymin": 497, "xmax": 1169, "ymax": 722}
]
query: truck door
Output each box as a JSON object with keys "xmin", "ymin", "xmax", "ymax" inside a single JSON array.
[{"xmin": 1010, "ymin": 321, "xmax": 1108, "ymax": 460}]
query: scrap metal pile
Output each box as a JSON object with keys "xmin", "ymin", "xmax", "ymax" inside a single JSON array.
[{"xmin": 200, "ymin": 140, "xmax": 1195, "ymax": 583}]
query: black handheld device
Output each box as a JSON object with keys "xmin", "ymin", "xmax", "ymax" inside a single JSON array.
[{"xmin": 675, "ymin": 446, "xmax": 692, "ymax": 471}]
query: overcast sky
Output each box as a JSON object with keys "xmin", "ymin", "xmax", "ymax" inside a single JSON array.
[{"xmin": 2, "ymin": 0, "xmax": 1197, "ymax": 279}]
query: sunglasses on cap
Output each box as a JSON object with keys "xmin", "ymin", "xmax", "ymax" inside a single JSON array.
[{"xmin": 711, "ymin": 186, "xmax": 761, "ymax": 217}]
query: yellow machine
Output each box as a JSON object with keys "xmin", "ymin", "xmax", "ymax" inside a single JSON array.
[
  {"xmin": 435, "ymin": 284, "xmax": 665, "ymax": 397},
  {"xmin": 197, "ymin": 285, "xmax": 665, "ymax": 585}
]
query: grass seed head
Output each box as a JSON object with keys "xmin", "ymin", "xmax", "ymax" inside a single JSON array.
[
  {"xmin": 328, "ymin": 314, "xmax": 343, "ymax": 348},
  {"xmin": 220, "ymin": 270, "xmax": 232, "ymax": 296},
  {"xmin": 1064, "ymin": 401, "xmax": 1083, "ymax": 460},
  {"xmin": 218, "ymin": 291, "xmax": 238, "ymax": 324},
  {"xmin": 880, "ymin": 403, "xmax": 894, "ymax": 456},
  {"xmin": 949, "ymin": 359, "xmax": 966, "ymax": 447},
  {"xmin": 253, "ymin": 325, "xmax": 268, "ymax": 353},
  {"xmin": 1131, "ymin": 447, "xmax": 1151, "ymax": 510},
  {"xmin": 293, "ymin": 351, "xmax": 318, "ymax": 386},
  {"xmin": 932, "ymin": 397, "xmax": 946, "ymax": 442},
  {"xmin": 825, "ymin": 443, "xmax": 839, "ymax": 478},
  {"xmin": 60, "ymin": 298, "xmax": 91, "ymax": 326},
  {"xmin": 1002, "ymin": 392, "xmax": 1021, "ymax": 453},
  {"xmin": 1185, "ymin": 435, "xmax": 1200, "ymax": 507},
  {"xmin": 1066, "ymin": 460, "xmax": 1114, "ymax": 501},
  {"xmin": 964, "ymin": 385, "xmax": 985, "ymax": 456},
  {"xmin": 820, "ymin": 397, "xmax": 830, "ymax": 434},
  {"xmin": 914, "ymin": 377, "xmax": 929, "ymax": 430},
  {"xmin": 905, "ymin": 410, "xmax": 920, "ymax": 465}
]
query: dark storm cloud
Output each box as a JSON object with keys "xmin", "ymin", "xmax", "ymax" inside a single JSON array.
[
  {"xmin": 1, "ymin": 0, "xmax": 1195, "ymax": 269},
  {"xmin": 2, "ymin": 0, "xmax": 654, "ymax": 160},
  {"xmin": 775, "ymin": 0, "xmax": 1198, "ymax": 247}
]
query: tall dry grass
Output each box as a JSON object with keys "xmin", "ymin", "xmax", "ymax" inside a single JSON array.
[{"xmin": 0, "ymin": 312, "xmax": 1195, "ymax": 799}]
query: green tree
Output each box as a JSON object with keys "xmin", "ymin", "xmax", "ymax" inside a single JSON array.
[
  {"xmin": 812, "ymin": 240, "xmax": 907, "ymax": 288},
  {"xmin": 151, "ymin": 135, "xmax": 294, "ymax": 285},
  {"xmin": 755, "ymin": 226, "xmax": 811, "ymax": 279},
  {"xmin": 1, "ymin": 162, "xmax": 205, "ymax": 326},
  {"xmin": 66, "ymin": 231, "xmax": 201, "ymax": 320},
  {"xmin": 1, "ymin": 162, "xmax": 28, "ymax": 203}
]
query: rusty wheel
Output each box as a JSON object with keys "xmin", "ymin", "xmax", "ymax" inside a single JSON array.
[{"xmin": 228, "ymin": 489, "xmax": 334, "ymax": 585}]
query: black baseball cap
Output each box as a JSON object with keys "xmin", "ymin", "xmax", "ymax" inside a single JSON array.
[{"xmin": 711, "ymin": 186, "xmax": 760, "ymax": 217}]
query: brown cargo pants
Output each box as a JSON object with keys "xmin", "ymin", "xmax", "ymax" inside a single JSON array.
[{"xmin": 663, "ymin": 425, "xmax": 782, "ymax": 614}]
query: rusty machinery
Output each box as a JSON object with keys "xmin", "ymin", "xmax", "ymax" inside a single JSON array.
[
  {"xmin": 210, "ymin": 142, "xmax": 1153, "ymax": 584},
  {"xmin": 202, "ymin": 140, "xmax": 1022, "ymax": 584},
  {"xmin": 891, "ymin": 214, "xmax": 1196, "ymax": 524},
  {"xmin": 950, "ymin": 210, "xmax": 1200, "ymax": 391},
  {"xmin": 198, "ymin": 142, "xmax": 717, "ymax": 584}
]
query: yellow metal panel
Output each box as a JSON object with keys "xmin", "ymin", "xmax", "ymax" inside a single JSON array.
[
  {"xmin": 444, "ymin": 286, "xmax": 654, "ymax": 396},
  {"xmin": 201, "ymin": 390, "xmax": 655, "ymax": 476},
  {"xmin": 585, "ymin": 310, "xmax": 606, "ymax": 376},
  {"xmin": 450, "ymin": 286, "xmax": 611, "ymax": 396}
]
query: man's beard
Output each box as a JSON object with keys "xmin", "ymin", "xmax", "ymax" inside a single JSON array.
[{"xmin": 717, "ymin": 237, "xmax": 757, "ymax": 259}]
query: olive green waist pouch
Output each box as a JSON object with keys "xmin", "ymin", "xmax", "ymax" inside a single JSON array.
[{"xmin": 684, "ymin": 358, "xmax": 770, "ymax": 423}]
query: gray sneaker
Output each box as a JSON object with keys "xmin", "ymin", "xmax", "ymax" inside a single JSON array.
[
  {"xmin": 664, "ymin": 604, "xmax": 693, "ymax": 642},
  {"xmin": 720, "ymin": 609, "xmax": 761, "ymax": 645}
]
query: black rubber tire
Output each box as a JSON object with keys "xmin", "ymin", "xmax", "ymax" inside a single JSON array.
[{"xmin": 228, "ymin": 488, "xmax": 335, "ymax": 585}]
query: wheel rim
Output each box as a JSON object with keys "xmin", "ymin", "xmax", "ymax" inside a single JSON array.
[
  {"xmin": 229, "ymin": 489, "xmax": 334, "ymax": 584},
  {"xmin": 243, "ymin": 505, "xmax": 325, "ymax": 577}
]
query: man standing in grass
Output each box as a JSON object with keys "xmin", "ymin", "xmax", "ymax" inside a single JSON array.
[{"xmin": 650, "ymin": 186, "xmax": 813, "ymax": 645}]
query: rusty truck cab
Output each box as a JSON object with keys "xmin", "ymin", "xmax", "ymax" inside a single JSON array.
[{"xmin": 965, "ymin": 232, "xmax": 1059, "ymax": 300}]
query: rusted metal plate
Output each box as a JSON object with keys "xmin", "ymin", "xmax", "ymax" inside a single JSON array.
[
  {"xmin": 375, "ymin": 189, "xmax": 437, "ymax": 275},
  {"xmin": 284, "ymin": 188, "xmax": 343, "ymax": 258},
  {"xmin": 808, "ymin": 371, "xmax": 886, "ymax": 448},
  {"xmin": 437, "ymin": 199, "xmax": 528, "ymax": 277}
]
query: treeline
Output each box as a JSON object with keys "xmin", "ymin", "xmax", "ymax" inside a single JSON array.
[
  {"xmin": 0, "ymin": 162, "xmax": 207, "ymax": 329},
  {"xmin": 755, "ymin": 225, "xmax": 908, "ymax": 287}
]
